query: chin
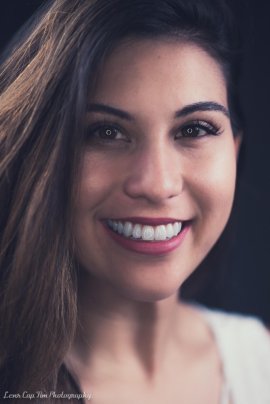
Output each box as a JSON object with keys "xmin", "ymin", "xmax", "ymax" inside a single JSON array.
[
  {"xmin": 109, "ymin": 273, "xmax": 188, "ymax": 303},
  {"xmin": 117, "ymin": 286, "xmax": 179, "ymax": 303}
]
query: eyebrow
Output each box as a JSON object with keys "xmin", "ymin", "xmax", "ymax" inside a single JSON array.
[
  {"xmin": 87, "ymin": 101, "xmax": 230, "ymax": 120},
  {"xmin": 174, "ymin": 101, "xmax": 230, "ymax": 118},
  {"xmin": 87, "ymin": 103, "xmax": 134, "ymax": 120}
]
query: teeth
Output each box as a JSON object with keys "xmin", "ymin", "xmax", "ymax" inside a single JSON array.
[
  {"xmin": 166, "ymin": 223, "xmax": 174, "ymax": 238},
  {"xmin": 155, "ymin": 225, "xmax": 167, "ymax": 240},
  {"xmin": 173, "ymin": 222, "xmax": 181, "ymax": 236},
  {"xmin": 132, "ymin": 224, "xmax": 142, "ymax": 239},
  {"xmin": 117, "ymin": 222, "xmax": 124, "ymax": 234},
  {"xmin": 142, "ymin": 225, "xmax": 155, "ymax": 241},
  {"xmin": 107, "ymin": 219, "xmax": 184, "ymax": 241},
  {"xmin": 123, "ymin": 221, "xmax": 133, "ymax": 237}
]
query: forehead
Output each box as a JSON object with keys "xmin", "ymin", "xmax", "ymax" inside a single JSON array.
[{"xmin": 90, "ymin": 39, "xmax": 228, "ymax": 112}]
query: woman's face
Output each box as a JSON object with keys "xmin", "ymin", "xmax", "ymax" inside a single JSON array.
[{"xmin": 73, "ymin": 40, "xmax": 241, "ymax": 302}]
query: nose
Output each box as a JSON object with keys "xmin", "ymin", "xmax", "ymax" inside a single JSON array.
[{"xmin": 123, "ymin": 141, "xmax": 183, "ymax": 204}]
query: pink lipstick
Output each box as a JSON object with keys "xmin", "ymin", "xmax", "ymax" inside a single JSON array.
[{"xmin": 102, "ymin": 218, "xmax": 191, "ymax": 255}]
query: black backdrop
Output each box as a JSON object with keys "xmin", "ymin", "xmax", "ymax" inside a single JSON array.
[{"xmin": 1, "ymin": 0, "xmax": 269, "ymax": 323}]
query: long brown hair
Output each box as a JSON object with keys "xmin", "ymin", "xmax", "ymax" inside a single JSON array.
[{"xmin": 0, "ymin": 0, "xmax": 242, "ymax": 400}]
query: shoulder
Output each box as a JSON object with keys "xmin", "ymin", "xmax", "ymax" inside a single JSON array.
[
  {"xmin": 196, "ymin": 304, "xmax": 270, "ymax": 358},
  {"xmin": 178, "ymin": 301, "xmax": 270, "ymax": 352},
  {"xmin": 195, "ymin": 304, "xmax": 270, "ymax": 403},
  {"xmin": 200, "ymin": 305, "xmax": 270, "ymax": 345}
]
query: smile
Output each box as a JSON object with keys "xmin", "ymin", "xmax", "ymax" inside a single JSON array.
[
  {"xmin": 107, "ymin": 219, "xmax": 182, "ymax": 242},
  {"xmin": 103, "ymin": 217, "xmax": 191, "ymax": 255}
]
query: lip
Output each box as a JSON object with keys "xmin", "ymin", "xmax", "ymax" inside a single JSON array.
[
  {"xmin": 102, "ymin": 219, "xmax": 191, "ymax": 256},
  {"xmin": 104, "ymin": 217, "xmax": 185, "ymax": 225}
]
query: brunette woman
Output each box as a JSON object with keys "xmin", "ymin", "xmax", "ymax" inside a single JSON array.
[{"xmin": 1, "ymin": 1, "xmax": 270, "ymax": 403}]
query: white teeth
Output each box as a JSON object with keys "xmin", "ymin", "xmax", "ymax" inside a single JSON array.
[
  {"xmin": 117, "ymin": 222, "xmax": 124, "ymax": 234},
  {"xmin": 142, "ymin": 225, "xmax": 155, "ymax": 241},
  {"xmin": 173, "ymin": 222, "xmax": 180, "ymax": 236},
  {"xmin": 123, "ymin": 221, "xmax": 133, "ymax": 237},
  {"xmin": 132, "ymin": 224, "xmax": 142, "ymax": 239},
  {"xmin": 166, "ymin": 223, "xmax": 174, "ymax": 238},
  {"xmin": 154, "ymin": 225, "xmax": 167, "ymax": 240},
  {"xmin": 107, "ymin": 219, "xmax": 184, "ymax": 241}
]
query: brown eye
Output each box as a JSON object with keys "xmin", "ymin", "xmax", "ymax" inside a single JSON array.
[
  {"xmin": 86, "ymin": 123, "xmax": 129, "ymax": 143},
  {"xmin": 95, "ymin": 126, "xmax": 124, "ymax": 140},
  {"xmin": 175, "ymin": 121, "xmax": 220, "ymax": 139},
  {"xmin": 182, "ymin": 126, "xmax": 202, "ymax": 137}
]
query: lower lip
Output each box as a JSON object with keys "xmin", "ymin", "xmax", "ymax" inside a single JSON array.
[{"xmin": 103, "ymin": 223, "xmax": 191, "ymax": 255}]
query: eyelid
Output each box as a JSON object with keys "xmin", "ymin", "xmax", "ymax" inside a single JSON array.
[
  {"xmin": 85, "ymin": 120, "xmax": 129, "ymax": 141},
  {"xmin": 174, "ymin": 119, "xmax": 223, "ymax": 138},
  {"xmin": 85, "ymin": 117, "xmax": 223, "ymax": 141},
  {"xmin": 86, "ymin": 120, "xmax": 124, "ymax": 133}
]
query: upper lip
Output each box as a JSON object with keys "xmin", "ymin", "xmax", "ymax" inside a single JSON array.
[{"xmin": 104, "ymin": 217, "xmax": 187, "ymax": 225}]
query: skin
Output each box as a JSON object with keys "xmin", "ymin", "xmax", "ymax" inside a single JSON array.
[{"xmin": 67, "ymin": 40, "xmax": 240, "ymax": 404}]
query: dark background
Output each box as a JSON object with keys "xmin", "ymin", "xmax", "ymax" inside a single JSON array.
[{"xmin": 0, "ymin": 1, "xmax": 269, "ymax": 322}]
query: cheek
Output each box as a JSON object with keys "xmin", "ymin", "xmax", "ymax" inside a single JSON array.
[
  {"xmin": 75, "ymin": 152, "xmax": 118, "ymax": 210},
  {"xmin": 73, "ymin": 152, "xmax": 129, "ymax": 270},
  {"xmin": 189, "ymin": 142, "xmax": 237, "ymax": 246},
  {"xmin": 210, "ymin": 147, "xmax": 237, "ymax": 204},
  {"xmin": 72, "ymin": 155, "xmax": 111, "ymax": 258},
  {"xmin": 192, "ymin": 137, "xmax": 237, "ymax": 199}
]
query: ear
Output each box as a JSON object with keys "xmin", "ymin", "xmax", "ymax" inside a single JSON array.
[{"xmin": 234, "ymin": 132, "xmax": 242, "ymax": 160}]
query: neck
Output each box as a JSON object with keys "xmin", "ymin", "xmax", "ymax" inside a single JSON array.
[{"xmin": 68, "ymin": 270, "xmax": 188, "ymax": 382}]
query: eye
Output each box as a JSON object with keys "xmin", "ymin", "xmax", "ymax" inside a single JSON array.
[
  {"xmin": 87, "ymin": 124, "xmax": 128, "ymax": 141},
  {"xmin": 88, "ymin": 125, "xmax": 125, "ymax": 140},
  {"xmin": 175, "ymin": 121, "xmax": 221, "ymax": 139}
]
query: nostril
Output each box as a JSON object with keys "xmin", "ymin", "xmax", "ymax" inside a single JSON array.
[
  {"xmin": 123, "ymin": 173, "xmax": 183, "ymax": 202},
  {"xmin": 122, "ymin": 146, "xmax": 184, "ymax": 202}
]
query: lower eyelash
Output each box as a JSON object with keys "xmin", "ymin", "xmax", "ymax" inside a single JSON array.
[{"xmin": 85, "ymin": 122, "xmax": 125, "ymax": 143}]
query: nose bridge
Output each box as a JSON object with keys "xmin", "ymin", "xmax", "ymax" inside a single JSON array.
[{"xmin": 124, "ymin": 137, "xmax": 183, "ymax": 202}]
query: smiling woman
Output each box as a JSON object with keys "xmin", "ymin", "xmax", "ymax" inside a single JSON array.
[
  {"xmin": 74, "ymin": 40, "xmax": 239, "ymax": 304},
  {"xmin": 0, "ymin": 1, "xmax": 269, "ymax": 404}
]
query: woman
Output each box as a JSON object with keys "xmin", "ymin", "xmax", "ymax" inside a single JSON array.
[{"xmin": 0, "ymin": 0, "xmax": 269, "ymax": 403}]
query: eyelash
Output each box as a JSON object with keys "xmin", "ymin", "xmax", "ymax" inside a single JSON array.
[
  {"xmin": 175, "ymin": 120, "xmax": 222, "ymax": 138},
  {"xmin": 85, "ymin": 122, "xmax": 128, "ymax": 144},
  {"xmin": 85, "ymin": 119, "xmax": 222, "ymax": 144}
]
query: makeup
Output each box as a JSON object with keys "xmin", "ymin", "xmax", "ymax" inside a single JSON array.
[{"xmin": 103, "ymin": 218, "xmax": 191, "ymax": 255}]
